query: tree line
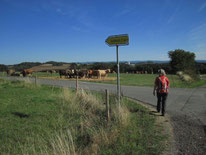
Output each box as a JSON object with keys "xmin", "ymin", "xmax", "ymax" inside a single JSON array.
[
  {"xmin": 1, "ymin": 62, "xmax": 205, "ymax": 74},
  {"xmin": 0, "ymin": 49, "xmax": 206, "ymax": 74}
]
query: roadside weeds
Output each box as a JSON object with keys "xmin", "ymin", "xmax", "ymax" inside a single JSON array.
[{"xmin": 128, "ymin": 98, "xmax": 177, "ymax": 155}]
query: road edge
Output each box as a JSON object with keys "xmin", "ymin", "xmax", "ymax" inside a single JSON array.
[{"xmin": 127, "ymin": 98, "xmax": 177, "ymax": 155}]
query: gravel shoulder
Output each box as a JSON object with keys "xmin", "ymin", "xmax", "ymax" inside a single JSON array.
[
  {"xmin": 169, "ymin": 111, "xmax": 206, "ymax": 155},
  {"xmin": 129, "ymin": 98, "xmax": 177, "ymax": 155}
]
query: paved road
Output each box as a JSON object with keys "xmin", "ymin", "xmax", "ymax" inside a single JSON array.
[{"xmin": 1, "ymin": 76, "xmax": 206, "ymax": 154}]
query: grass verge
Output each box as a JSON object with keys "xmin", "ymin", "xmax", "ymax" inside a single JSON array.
[
  {"xmin": 1, "ymin": 72, "xmax": 206, "ymax": 88},
  {"xmin": 0, "ymin": 79, "xmax": 167, "ymax": 154},
  {"xmin": 0, "ymin": 72, "xmax": 7, "ymax": 76},
  {"xmin": 32, "ymin": 72, "xmax": 59, "ymax": 77},
  {"xmin": 84, "ymin": 73, "xmax": 206, "ymax": 88}
]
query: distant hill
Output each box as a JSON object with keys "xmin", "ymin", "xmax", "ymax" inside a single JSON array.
[
  {"xmin": 123, "ymin": 60, "xmax": 206, "ymax": 64},
  {"xmin": 196, "ymin": 60, "xmax": 206, "ymax": 63},
  {"xmin": 129, "ymin": 60, "xmax": 169, "ymax": 64},
  {"xmin": 77, "ymin": 60, "xmax": 205, "ymax": 64},
  {"xmin": 76, "ymin": 60, "xmax": 170, "ymax": 64},
  {"xmin": 3, "ymin": 60, "xmax": 206, "ymax": 68}
]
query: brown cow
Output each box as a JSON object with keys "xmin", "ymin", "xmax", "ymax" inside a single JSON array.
[
  {"xmin": 7, "ymin": 69, "xmax": 15, "ymax": 76},
  {"xmin": 88, "ymin": 70, "xmax": 94, "ymax": 78},
  {"xmin": 22, "ymin": 69, "xmax": 33, "ymax": 77},
  {"xmin": 97, "ymin": 70, "xmax": 108, "ymax": 79},
  {"xmin": 88, "ymin": 70, "xmax": 108, "ymax": 79}
]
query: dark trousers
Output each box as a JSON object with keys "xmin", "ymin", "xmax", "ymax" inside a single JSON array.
[{"xmin": 157, "ymin": 93, "xmax": 168, "ymax": 115}]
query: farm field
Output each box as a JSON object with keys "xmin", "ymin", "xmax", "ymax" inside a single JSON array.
[
  {"xmin": 0, "ymin": 72, "xmax": 60, "ymax": 77},
  {"xmin": 32, "ymin": 72, "xmax": 59, "ymax": 77},
  {"xmin": 1, "ymin": 71, "xmax": 206, "ymax": 88},
  {"xmin": 86, "ymin": 73, "xmax": 206, "ymax": 88},
  {"xmin": 0, "ymin": 79, "xmax": 167, "ymax": 155}
]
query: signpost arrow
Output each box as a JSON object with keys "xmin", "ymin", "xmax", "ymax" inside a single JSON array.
[
  {"xmin": 105, "ymin": 34, "xmax": 129, "ymax": 116},
  {"xmin": 105, "ymin": 34, "xmax": 129, "ymax": 46}
]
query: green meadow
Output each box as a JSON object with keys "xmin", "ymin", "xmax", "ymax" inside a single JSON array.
[
  {"xmin": 0, "ymin": 79, "xmax": 167, "ymax": 155},
  {"xmin": 1, "ymin": 71, "xmax": 205, "ymax": 88},
  {"xmin": 94, "ymin": 73, "xmax": 206, "ymax": 88}
]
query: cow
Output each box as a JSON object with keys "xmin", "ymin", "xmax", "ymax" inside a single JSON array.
[
  {"xmin": 105, "ymin": 69, "xmax": 111, "ymax": 73},
  {"xmin": 59, "ymin": 70, "xmax": 68, "ymax": 78},
  {"xmin": 68, "ymin": 69, "xmax": 76, "ymax": 78},
  {"xmin": 22, "ymin": 69, "xmax": 33, "ymax": 77},
  {"xmin": 7, "ymin": 69, "xmax": 15, "ymax": 76},
  {"xmin": 97, "ymin": 70, "xmax": 108, "ymax": 79},
  {"xmin": 77, "ymin": 69, "xmax": 88, "ymax": 78},
  {"xmin": 88, "ymin": 70, "xmax": 94, "ymax": 78},
  {"xmin": 48, "ymin": 70, "xmax": 56, "ymax": 74},
  {"xmin": 11, "ymin": 72, "xmax": 21, "ymax": 76},
  {"xmin": 59, "ymin": 69, "xmax": 78, "ymax": 78},
  {"xmin": 88, "ymin": 69, "xmax": 108, "ymax": 79},
  {"xmin": 59, "ymin": 69, "xmax": 88, "ymax": 79},
  {"xmin": 136, "ymin": 71, "xmax": 144, "ymax": 74}
]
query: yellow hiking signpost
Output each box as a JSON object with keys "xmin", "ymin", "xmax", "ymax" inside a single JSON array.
[
  {"xmin": 105, "ymin": 34, "xmax": 129, "ymax": 115},
  {"xmin": 105, "ymin": 34, "xmax": 129, "ymax": 46}
]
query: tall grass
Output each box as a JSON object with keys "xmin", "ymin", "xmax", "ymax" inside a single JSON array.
[
  {"xmin": 18, "ymin": 87, "xmax": 131, "ymax": 154},
  {"xmin": 0, "ymin": 71, "xmax": 7, "ymax": 76}
]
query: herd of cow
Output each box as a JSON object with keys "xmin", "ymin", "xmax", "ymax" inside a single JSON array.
[
  {"xmin": 7, "ymin": 69, "xmax": 33, "ymax": 77},
  {"xmin": 6, "ymin": 69, "xmax": 111, "ymax": 79},
  {"xmin": 59, "ymin": 69, "xmax": 111, "ymax": 79}
]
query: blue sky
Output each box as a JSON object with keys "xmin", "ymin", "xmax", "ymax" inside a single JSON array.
[{"xmin": 1, "ymin": 0, "xmax": 206, "ymax": 65}]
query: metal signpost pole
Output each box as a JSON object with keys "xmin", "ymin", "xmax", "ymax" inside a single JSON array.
[
  {"xmin": 116, "ymin": 45, "xmax": 121, "ymax": 112},
  {"xmin": 105, "ymin": 34, "xmax": 129, "ymax": 117}
]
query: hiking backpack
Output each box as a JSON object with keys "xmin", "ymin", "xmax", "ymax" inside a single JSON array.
[{"xmin": 158, "ymin": 77, "xmax": 167, "ymax": 93}]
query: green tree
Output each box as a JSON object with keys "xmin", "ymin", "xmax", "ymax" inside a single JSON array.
[
  {"xmin": 70, "ymin": 63, "xmax": 78, "ymax": 69},
  {"xmin": 0, "ymin": 64, "xmax": 8, "ymax": 72},
  {"xmin": 168, "ymin": 49, "xmax": 196, "ymax": 73},
  {"xmin": 13, "ymin": 62, "xmax": 42, "ymax": 71},
  {"xmin": 196, "ymin": 63, "xmax": 206, "ymax": 74}
]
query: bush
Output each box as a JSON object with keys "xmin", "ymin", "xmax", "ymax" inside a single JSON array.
[
  {"xmin": 184, "ymin": 70, "xmax": 200, "ymax": 81},
  {"xmin": 176, "ymin": 70, "xmax": 199, "ymax": 82}
]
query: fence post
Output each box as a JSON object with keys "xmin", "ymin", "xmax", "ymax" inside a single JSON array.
[
  {"xmin": 105, "ymin": 89, "xmax": 110, "ymax": 122},
  {"xmin": 76, "ymin": 75, "xmax": 78, "ymax": 94},
  {"xmin": 80, "ymin": 119, "xmax": 83, "ymax": 136},
  {"xmin": 35, "ymin": 76, "xmax": 37, "ymax": 86}
]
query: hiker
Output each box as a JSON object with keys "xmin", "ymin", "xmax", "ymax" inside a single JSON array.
[{"xmin": 153, "ymin": 69, "xmax": 170, "ymax": 116}]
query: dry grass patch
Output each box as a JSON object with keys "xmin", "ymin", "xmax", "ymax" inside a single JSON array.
[{"xmin": 39, "ymin": 76, "xmax": 116, "ymax": 82}]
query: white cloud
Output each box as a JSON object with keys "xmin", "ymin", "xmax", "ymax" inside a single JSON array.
[
  {"xmin": 188, "ymin": 23, "xmax": 206, "ymax": 59},
  {"xmin": 71, "ymin": 26, "xmax": 81, "ymax": 32},
  {"xmin": 167, "ymin": 10, "xmax": 176, "ymax": 24},
  {"xmin": 167, "ymin": 2, "xmax": 181, "ymax": 24},
  {"xmin": 194, "ymin": 51, "xmax": 206, "ymax": 59},
  {"xmin": 199, "ymin": 2, "xmax": 206, "ymax": 12},
  {"xmin": 189, "ymin": 23, "xmax": 206, "ymax": 41},
  {"xmin": 113, "ymin": 2, "xmax": 137, "ymax": 18},
  {"xmin": 56, "ymin": 8, "xmax": 66, "ymax": 15},
  {"xmin": 115, "ymin": 8, "xmax": 133, "ymax": 17}
]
